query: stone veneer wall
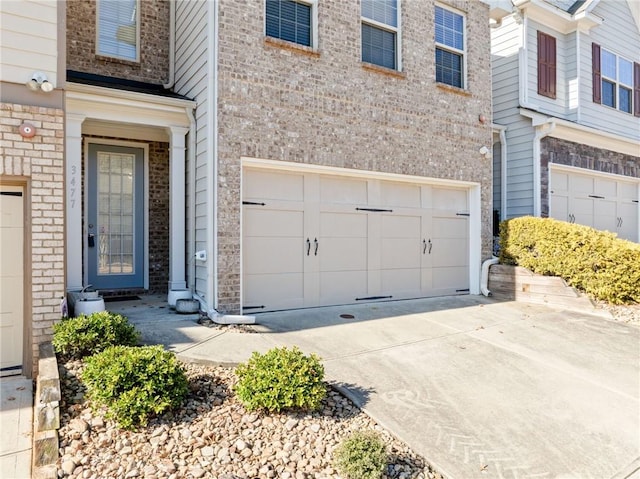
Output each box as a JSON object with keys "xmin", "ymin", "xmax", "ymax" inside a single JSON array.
[
  {"xmin": 66, "ymin": 0, "xmax": 170, "ymax": 84},
  {"xmin": 0, "ymin": 103, "xmax": 65, "ymax": 377},
  {"xmin": 540, "ymin": 137, "xmax": 640, "ymax": 216},
  {"xmin": 82, "ymin": 136, "xmax": 170, "ymax": 294},
  {"xmin": 214, "ymin": 0, "xmax": 493, "ymax": 312}
]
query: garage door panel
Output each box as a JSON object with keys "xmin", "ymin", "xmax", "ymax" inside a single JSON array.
[
  {"xmin": 618, "ymin": 201, "xmax": 638, "ymax": 242},
  {"xmin": 594, "ymin": 200, "xmax": 618, "ymax": 233},
  {"xmin": 432, "ymin": 238, "xmax": 468, "ymax": 267},
  {"xmin": 244, "ymin": 237, "xmax": 302, "ymax": 275},
  {"xmin": 573, "ymin": 175, "xmax": 594, "ymax": 194},
  {"xmin": 381, "ymin": 269, "xmax": 420, "ymax": 297},
  {"xmin": 550, "ymin": 194, "xmax": 569, "ymax": 222},
  {"xmin": 244, "ymin": 273, "xmax": 304, "ymax": 310},
  {"xmin": 381, "ymin": 238, "xmax": 420, "ymax": 269},
  {"xmin": 380, "ymin": 182, "xmax": 421, "ymax": 208},
  {"xmin": 244, "ymin": 209, "xmax": 303, "ymax": 237},
  {"xmin": 550, "ymin": 171, "xmax": 569, "ymax": 192},
  {"xmin": 320, "ymin": 176, "xmax": 368, "ymax": 205},
  {"xmin": 0, "ymin": 228, "xmax": 23, "ymax": 272},
  {"xmin": 432, "ymin": 188, "xmax": 467, "ymax": 210},
  {"xmin": 432, "ymin": 266, "xmax": 469, "ymax": 291},
  {"xmin": 381, "ymin": 215, "xmax": 421, "ymax": 238},
  {"xmin": 0, "ymin": 277, "xmax": 22, "ymax": 319},
  {"xmin": 320, "ymin": 212, "xmax": 367, "ymax": 237},
  {"xmin": 618, "ymin": 182, "xmax": 637, "ymax": 200},
  {"xmin": 432, "ymin": 217, "xmax": 467, "ymax": 239},
  {"xmin": 595, "ymin": 178, "xmax": 617, "ymax": 197},
  {"xmin": 320, "ymin": 271, "xmax": 367, "ymax": 303},
  {"xmin": 244, "ymin": 170, "xmax": 303, "ymax": 201},
  {"xmin": 320, "ymin": 238, "xmax": 367, "ymax": 271}
]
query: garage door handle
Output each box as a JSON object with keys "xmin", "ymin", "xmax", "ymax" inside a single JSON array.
[
  {"xmin": 423, "ymin": 239, "xmax": 432, "ymax": 254},
  {"xmin": 314, "ymin": 238, "xmax": 319, "ymax": 256},
  {"xmin": 306, "ymin": 238, "xmax": 311, "ymax": 256}
]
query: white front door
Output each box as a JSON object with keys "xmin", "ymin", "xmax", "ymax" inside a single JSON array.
[
  {"xmin": 243, "ymin": 168, "xmax": 470, "ymax": 312},
  {"xmin": 0, "ymin": 185, "xmax": 24, "ymax": 376}
]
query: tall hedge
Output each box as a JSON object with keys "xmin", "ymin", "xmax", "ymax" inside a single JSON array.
[{"xmin": 499, "ymin": 217, "xmax": 640, "ymax": 304}]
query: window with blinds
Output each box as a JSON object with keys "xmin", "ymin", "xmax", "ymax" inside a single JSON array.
[
  {"xmin": 435, "ymin": 5, "xmax": 465, "ymax": 88},
  {"xmin": 265, "ymin": 0, "xmax": 314, "ymax": 48},
  {"xmin": 97, "ymin": 0, "xmax": 139, "ymax": 61},
  {"xmin": 361, "ymin": 0, "xmax": 400, "ymax": 70}
]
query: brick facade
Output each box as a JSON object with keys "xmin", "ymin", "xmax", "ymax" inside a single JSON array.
[
  {"xmin": 0, "ymin": 103, "xmax": 65, "ymax": 377},
  {"xmin": 213, "ymin": 0, "xmax": 493, "ymax": 312},
  {"xmin": 540, "ymin": 136, "xmax": 640, "ymax": 216},
  {"xmin": 66, "ymin": 0, "xmax": 170, "ymax": 84}
]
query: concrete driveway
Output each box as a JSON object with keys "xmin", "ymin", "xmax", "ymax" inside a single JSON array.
[{"xmin": 117, "ymin": 295, "xmax": 640, "ymax": 479}]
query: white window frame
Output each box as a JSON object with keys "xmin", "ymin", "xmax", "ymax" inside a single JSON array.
[
  {"xmin": 264, "ymin": 0, "xmax": 319, "ymax": 50},
  {"xmin": 96, "ymin": 0, "xmax": 140, "ymax": 62},
  {"xmin": 360, "ymin": 0, "xmax": 402, "ymax": 71},
  {"xmin": 435, "ymin": 3, "xmax": 466, "ymax": 89},
  {"xmin": 601, "ymin": 48, "xmax": 634, "ymax": 114}
]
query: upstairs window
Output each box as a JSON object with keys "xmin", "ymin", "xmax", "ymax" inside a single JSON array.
[
  {"xmin": 361, "ymin": 0, "xmax": 400, "ymax": 70},
  {"xmin": 537, "ymin": 31, "xmax": 556, "ymax": 99},
  {"xmin": 97, "ymin": 0, "xmax": 139, "ymax": 61},
  {"xmin": 593, "ymin": 43, "xmax": 640, "ymax": 116},
  {"xmin": 266, "ymin": 0, "xmax": 314, "ymax": 48},
  {"xmin": 435, "ymin": 5, "xmax": 465, "ymax": 89}
]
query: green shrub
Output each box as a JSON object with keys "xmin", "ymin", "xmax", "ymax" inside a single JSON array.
[
  {"xmin": 82, "ymin": 345, "xmax": 188, "ymax": 429},
  {"xmin": 53, "ymin": 311, "xmax": 139, "ymax": 359},
  {"xmin": 334, "ymin": 430, "xmax": 388, "ymax": 479},
  {"xmin": 500, "ymin": 216, "xmax": 640, "ymax": 304},
  {"xmin": 234, "ymin": 346, "xmax": 326, "ymax": 413}
]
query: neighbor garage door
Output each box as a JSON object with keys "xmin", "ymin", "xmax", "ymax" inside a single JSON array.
[
  {"xmin": 0, "ymin": 185, "xmax": 24, "ymax": 376},
  {"xmin": 242, "ymin": 168, "xmax": 470, "ymax": 312},
  {"xmin": 550, "ymin": 166, "xmax": 639, "ymax": 242}
]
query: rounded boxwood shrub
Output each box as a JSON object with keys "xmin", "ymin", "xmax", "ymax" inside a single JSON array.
[
  {"xmin": 500, "ymin": 216, "xmax": 640, "ymax": 304},
  {"xmin": 53, "ymin": 311, "xmax": 139, "ymax": 359},
  {"xmin": 82, "ymin": 345, "xmax": 188, "ymax": 429},
  {"xmin": 234, "ymin": 346, "xmax": 326, "ymax": 413},
  {"xmin": 333, "ymin": 430, "xmax": 388, "ymax": 479}
]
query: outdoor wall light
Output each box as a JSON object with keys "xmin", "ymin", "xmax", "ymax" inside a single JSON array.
[{"xmin": 26, "ymin": 72, "xmax": 54, "ymax": 93}]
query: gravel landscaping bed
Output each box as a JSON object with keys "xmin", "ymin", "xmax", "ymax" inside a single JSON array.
[
  {"xmin": 57, "ymin": 359, "xmax": 443, "ymax": 479},
  {"xmin": 596, "ymin": 303, "xmax": 640, "ymax": 327}
]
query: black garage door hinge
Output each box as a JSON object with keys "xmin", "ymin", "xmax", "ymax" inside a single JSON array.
[
  {"xmin": 456, "ymin": 212, "xmax": 470, "ymax": 216},
  {"xmin": 633, "ymin": 200, "xmax": 639, "ymax": 203},
  {"xmin": 243, "ymin": 305, "xmax": 265, "ymax": 310},
  {"xmin": 355, "ymin": 295, "xmax": 393, "ymax": 301},
  {"xmin": 0, "ymin": 191, "xmax": 22, "ymax": 197},
  {"xmin": 242, "ymin": 201, "xmax": 266, "ymax": 206},
  {"xmin": 588, "ymin": 195, "xmax": 605, "ymax": 199},
  {"xmin": 456, "ymin": 289, "xmax": 470, "ymax": 293},
  {"xmin": 356, "ymin": 208, "xmax": 393, "ymax": 213}
]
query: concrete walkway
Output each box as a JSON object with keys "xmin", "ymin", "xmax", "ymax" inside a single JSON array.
[
  {"xmin": 111, "ymin": 295, "xmax": 640, "ymax": 479},
  {"xmin": 0, "ymin": 376, "xmax": 33, "ymax": 479}
]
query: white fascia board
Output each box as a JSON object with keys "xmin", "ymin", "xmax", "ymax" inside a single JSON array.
[
  {"xmin": 516, "ymin": 0, "xmax": 601, "ymax": 33},
  {"xmin": 66, "ymin": 82, "xmax": 195, "ymax": 128},
  {"xmin": 519, "ymin": 108, "xmax": 640, "ymax": 157}
]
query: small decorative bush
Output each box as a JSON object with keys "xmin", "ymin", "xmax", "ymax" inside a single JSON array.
[
  {"xmin": 334, "ymin": 430, "xmax": 388, "ymax": 479},
  {"xmin": 53, "ymin": 311, "xmax": 139, "ymax": 359},
  {"xmin": 234, "ymin": 346, "xmax": 326, "ymax": 413},
  {"xmin": 500, "ymin": 216, "xmax": 640, "ymax": 304},
  {"xmin": 82, "ymin": 345, "xmax": 188, "ymax": 429}
]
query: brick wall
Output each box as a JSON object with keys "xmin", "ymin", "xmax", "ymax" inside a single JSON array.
[
  {"xmin": 540, "ymin": 137, "xmax": 640, "ymax": 216},
  {"xmin": 66, "ymin": 0, "xmax": 170, "ymax": 84},
  {"xmin": 214, "ymin": 0, "xmax": 493, "ymax": 312},
  {"xmin": 0, "ymin": 103, "xmax": 65, "ymax": 377}
]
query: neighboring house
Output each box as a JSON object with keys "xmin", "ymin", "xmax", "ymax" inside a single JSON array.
[
  {"xmin": 1, "ymin": 0, "xmax": 65, "ymax": 377},
  {"xmin": 174, "ymin": 0, "xmax": 493, "ymax": 316},
  {"xmin": 489, "ymin": 0, "xmax": 640, "ymax": 242}
]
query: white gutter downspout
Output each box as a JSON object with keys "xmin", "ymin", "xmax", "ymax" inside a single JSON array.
[
  {"xmin": 481, "ymin": 256, "xmax": 500, "ymax": 296},
  {"xmin": 163, "ymin": 0, "xmax": 176, "ymax": 89},
  {"xmin": 500, "ymin": 127, "xmax": 508, "ymax": 218},
  {"xmin": 186, "ymin": 107, "xmax": 196, "ymax": 301},
  {"xmin": 532, "ymin": 120, "xmax": 556, "ymax": 217}
]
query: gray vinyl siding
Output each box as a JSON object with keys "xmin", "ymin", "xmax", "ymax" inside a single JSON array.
[
  {"xmin": 527, "ymin": 20, "xmax": 570, "ymax": 119},
  {"xmin": 174, "ymin": 0, "xmax": 210, "ymax": 301},
  {"xmin": 491, "ymin": 15, "xmax": 535, "ymax": 219},
  {"xmin": 579, "ymin": 0, "xmax": 640, "ymax": 140}
]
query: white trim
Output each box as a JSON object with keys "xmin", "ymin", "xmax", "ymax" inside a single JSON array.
[
  {"xmin": 520, "ymin": 108, "xmax": 640, "ymax": 155},
  {"xmin": 549, "ymin": 163, "xmax": 640, "ymax": 184},
  {"xmin": 96, "ymin": 0, "xmax": 141, "ymax": 62},
  {"xmin": 208, "ymin": 0, "xmax": 218, "ymax": 313},
  {"xmin": 167, "ymin": 126, "xmax": 189, "ymax": 292},
  {"xmin": 241, "ymin": 158, "xmax": 483, "ymax": 298},
  {"xmin": 512, "ymin": 0, "xmax": 602, "ymax": 34},
  {"xmin": 66, "ymin": 82, "xmax": 196, "ymax": 111},
  {"xmin": 83, "ymin": 139, "xmax": 150, "ymax": 290},
  {"xmin": 65, "ymin": 114, "xmax": 86, "ymax": 291}
]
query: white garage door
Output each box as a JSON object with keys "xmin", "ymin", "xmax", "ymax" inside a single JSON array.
[
  {"xmin": 550, "ymin": 167, "xmax": 639, "ymax": 242},
  {"xmin": 0, "ymin": 185, "xmax": 24, "ymax": 376},
  {"xmin": 243, "ymin": 169, "xmax": 470, "ymax": 312}
]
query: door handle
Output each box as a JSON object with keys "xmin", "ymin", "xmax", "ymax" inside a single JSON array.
[
  {"xmin": 423, "ymin": 239, "xmax": 427, "ymax": 254},
  {"xmin": 306, "ymin": 238, "xmax": 310, "ymax": 256},
  {"xmin": 314, "ymin": 238, "xmax": 319, "ymax": 256},
  {"xmin": 88, "ymin": 233, "xmax": 95, "ymax": 248}
]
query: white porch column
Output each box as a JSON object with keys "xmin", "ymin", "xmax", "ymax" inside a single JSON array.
[
  {"xmin": 168, "ymin": 126, "xmax": 189, "ymax": 291},
  {"xmin": 65, "ymin": 114, "xmax": 86, "ymax": 290}
]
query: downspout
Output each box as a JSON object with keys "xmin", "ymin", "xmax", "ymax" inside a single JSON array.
[
  {"xmin": 186, "ymin": 106, "xmax": 196, "ymax": 301},
  {"xmin": 163, "ymin": 0, "xmax": 176, "ymax": 89},
  {"xmin": 532, "ymin": 120, "xmax": 556, "ymax": 217},
  {"xmin": 481, "ymin": 256, "xmax": 500, "ymax": 297},
  {"xmin": 500, "ymin": 126, "xmax": 508, "ymax": 218}
]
